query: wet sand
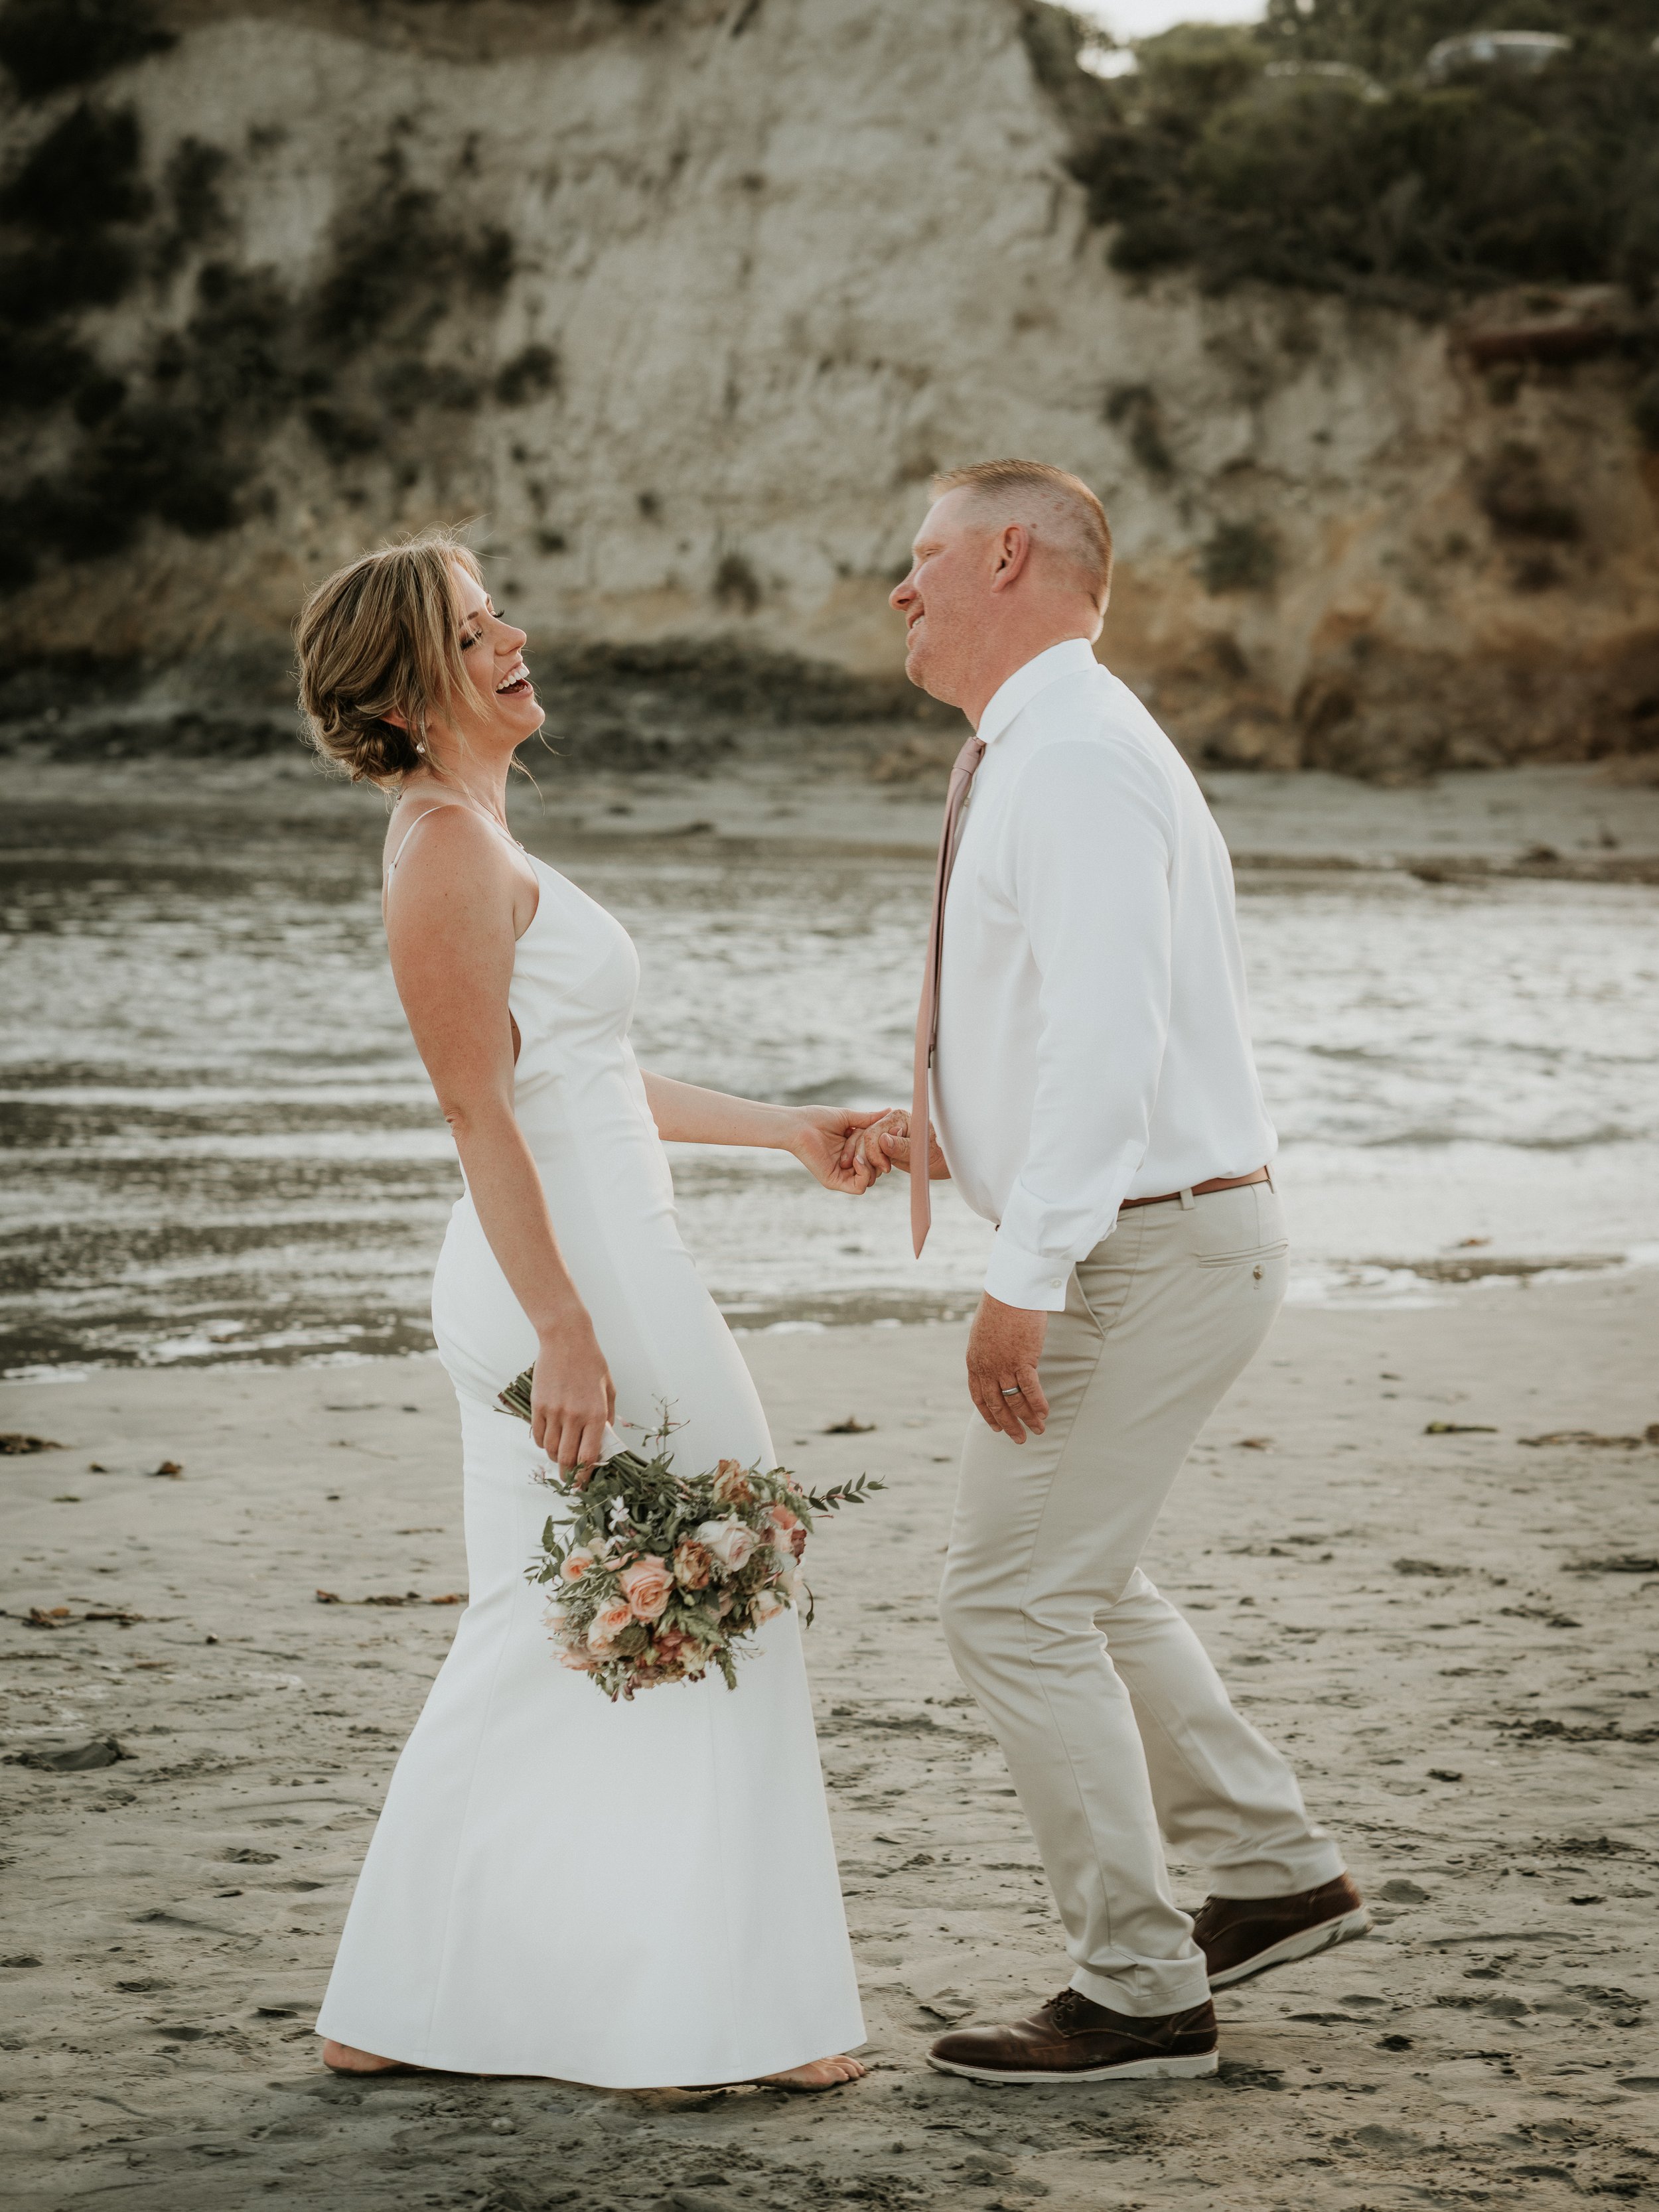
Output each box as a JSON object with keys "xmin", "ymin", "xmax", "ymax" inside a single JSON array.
[{"xmin": 3, "ymin": 1271, "xmax": 1657, "ymax": 2209}]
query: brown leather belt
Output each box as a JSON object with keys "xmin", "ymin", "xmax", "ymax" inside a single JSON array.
[{"xmin": 1120, "ymin": 1167, "xmax": 1271, "ymax": 1211}]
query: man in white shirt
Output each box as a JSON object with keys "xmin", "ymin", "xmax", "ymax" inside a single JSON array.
[{"xmin": 872, "ymin": 460, "xmax": 1367, "ymax": 2085}]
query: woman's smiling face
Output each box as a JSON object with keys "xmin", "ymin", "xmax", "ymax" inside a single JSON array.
[{"xmin": 448, "ymin": 561, "xmax": 545, "ymax": 746}]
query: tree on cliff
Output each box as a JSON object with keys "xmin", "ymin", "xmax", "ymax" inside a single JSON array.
[{"xmin": 1056, "ymin": 0, "xmax": 1659, "ymax": 309}]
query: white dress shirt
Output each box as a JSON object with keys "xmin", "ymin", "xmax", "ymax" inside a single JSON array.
[{"xmin": 931, "ymin": 637, "xmax": 1277, "ymax": 1312}]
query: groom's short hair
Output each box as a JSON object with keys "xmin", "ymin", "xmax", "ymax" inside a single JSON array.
[{"xmin": 932, "ymin": 458, "xmax": 1113, "ymax": 606}]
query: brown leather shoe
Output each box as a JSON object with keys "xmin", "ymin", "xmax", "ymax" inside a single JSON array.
[
  {"xmin": 927, "ymin": 1990, "xmax": 1218, "ymax": 2083},
  {"xmin": 1193, "ymin": 1872, "xmax": 1371, "ymax": 1989}
]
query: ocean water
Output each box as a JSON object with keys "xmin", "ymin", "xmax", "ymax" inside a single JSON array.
[{"xmin": 3, "ymin": 782, "xmax": 1657, "ymax": 1375}]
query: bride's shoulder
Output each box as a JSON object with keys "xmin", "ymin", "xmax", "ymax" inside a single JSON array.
[{"xmin": 385, "ymin": 800, "xmax": 506, "ymax": 878}]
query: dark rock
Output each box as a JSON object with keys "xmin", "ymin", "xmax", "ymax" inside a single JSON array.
[{"xmin": 5, "ymin": 1734, "xmax": 129, "ymax": 1771}]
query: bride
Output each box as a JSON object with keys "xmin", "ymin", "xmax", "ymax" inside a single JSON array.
[{"xmin": 295, "ymin": 528, "xmax": 883, "ymax": 2090}]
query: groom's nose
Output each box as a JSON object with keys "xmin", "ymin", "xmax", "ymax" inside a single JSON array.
[{"xmin": 891, "ymin": 571, "xmax": 917, "ymax": 612}]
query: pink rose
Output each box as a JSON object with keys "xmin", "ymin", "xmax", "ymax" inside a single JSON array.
[
  {"xmin": 713, "ymin": 1459, "xmax": 754, "ymax": 1505},
  {"xmin": 696, "ymin": 1517, "xmax": 756, "ymax": 1574},
  {"xmin": 588, "ymin": 1600, "xmax": 632, "ymax": 1649},
  {"xmin": 673, "ymin": 1539, "xmax": 713, "ymax": 1590},
  {"xmin": 559, "ymin": 1547, "xmax": 597, "ymax": 1584},
  {"xmin": 767, "ymin": 1504, "xmax": 806, "ymax": 1562},
  {"xmin": 620, "ymin": 1555, "xmax": 673, "ymax": 1622},
  {"xmin": 753, "ymin": 1588, "xmax": 785, "ymax": 1623},
  {"xmin": 558, "ymin": 1647, "xmax": 601, "ymax": 1672}
]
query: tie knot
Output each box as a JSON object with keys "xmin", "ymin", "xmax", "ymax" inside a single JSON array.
[{"xmin": 956, "ymin": 736, "xmax": 986, "ymax": 776}]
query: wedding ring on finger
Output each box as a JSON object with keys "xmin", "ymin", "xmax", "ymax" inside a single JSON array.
[{"xmin": 999, "ymin": 1385, "xmax": 1023, "ymax": 1397}]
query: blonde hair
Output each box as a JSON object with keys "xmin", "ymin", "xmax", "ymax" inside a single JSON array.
[
  {"xmin": 932, "ymin": 458, "xmax": 1113, "ymax": 605},
  {"xmin": 295, "ymin": 526, "xmax": 484, "ymax": 784}
]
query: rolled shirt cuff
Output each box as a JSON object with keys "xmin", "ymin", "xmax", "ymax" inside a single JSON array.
[{"xmin": 982, "ymin": 1233, "xmax": 1072, "ymax": 1313}]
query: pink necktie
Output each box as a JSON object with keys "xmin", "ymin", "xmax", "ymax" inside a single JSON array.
[{"xmin": 910, "ymin": 733, "xmax": 986, "ymax": 1255}]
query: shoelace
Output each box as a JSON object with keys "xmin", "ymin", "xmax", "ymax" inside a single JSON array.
[{"xmin": 1048, "ymin": 1988, "xmax": 1094, "ymax": 2034}]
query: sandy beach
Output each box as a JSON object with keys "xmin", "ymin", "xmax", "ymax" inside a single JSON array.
[{"xmin": 3, "ymin": 1269, "xmax": 1656, "ymax": 2211}]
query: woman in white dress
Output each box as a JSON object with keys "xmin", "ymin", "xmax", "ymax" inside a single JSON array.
[{"xmin": 294, "ymin": 529, "xmax": 880, "ymax": 2090}]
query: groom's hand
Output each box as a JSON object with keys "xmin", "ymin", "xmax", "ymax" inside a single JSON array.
[
  {"xmin": 849, "ymin": 1111, "xmax": 950, "ymax": 1181},
  {"xmin": 790, "ymin": 1105, "xmax": 896, "ymax": 1195},
  {"xmin": 966, "ymin": 1294, "xmax": 1049, "ymax": 1442}
]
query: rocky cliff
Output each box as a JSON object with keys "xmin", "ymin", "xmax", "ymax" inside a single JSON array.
[{"xmin": 2, "ymin": 0, "xmax": 1657, "ymax": 775}]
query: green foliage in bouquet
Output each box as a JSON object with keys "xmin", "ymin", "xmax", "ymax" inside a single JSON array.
[{"xmin": 498, "ymin": 1371, "xmax": 883, "ymax": 1702}]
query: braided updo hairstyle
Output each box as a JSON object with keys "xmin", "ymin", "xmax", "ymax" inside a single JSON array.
[{"xmin": 296, "ymin": 526, "xmax": 484, "ymax": 784}]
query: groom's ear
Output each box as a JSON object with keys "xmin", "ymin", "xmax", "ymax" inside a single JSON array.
[{"xmin": 988, "ymin": 523, "xmax": 1033, "ymax": 594}]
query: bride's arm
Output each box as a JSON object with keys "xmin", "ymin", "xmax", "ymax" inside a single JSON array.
[
  {"xmin": 385, "ymin": 810, "xmax": 614, "ymax": 1474},
  {"xmin": 641, "ymin": 1072, "xmax": 893, "ymax": 1196}
]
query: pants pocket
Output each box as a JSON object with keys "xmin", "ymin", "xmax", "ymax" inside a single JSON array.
[
  {"xmin": 1195, "ymin": 1237, "xmax": 1288, "ymax": 1269},
  {"xmin": 1192, "ymin": 1184, "xmax": 1289, "ymax": 1268}
]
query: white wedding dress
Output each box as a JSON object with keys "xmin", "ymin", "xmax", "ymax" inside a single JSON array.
[{"xmin": 315, "ymin": 837, "xmax": 865, "ymax": 2087}]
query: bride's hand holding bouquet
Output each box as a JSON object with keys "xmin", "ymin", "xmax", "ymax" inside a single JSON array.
[
  {"xmin": 498, "ymin": 1385, "xmax": 883, "ymax": 1702},
  {"xmin": 527, "ymin": 1301, "xmax": 615, "ymax": 1480}
]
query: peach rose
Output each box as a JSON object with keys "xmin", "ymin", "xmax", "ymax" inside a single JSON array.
[
  {"xmin": 587, "ymin": 1600, "xmax": 632, "ymax": 1649},
  {"xmin": 713, "ymin": 1459, "xmax": 754, "ymax": 1505},
  {"xmin": 558, "ymin": 1647, "xmax": 601, "ymax": 1672},
  {"xmin": 766, "ymin": 1503, "xmax": 806, "ymax": 1561},
  {"xmin": 620, "ymin": 1555, "xmax": 673, "ymax": 1622},
  {"xmin": 696, "ymin": 1517, "xmax": 756, "ymax": 1574},
  {"xmin": 559, "ymin": 1546, "xmax": 597, "ymax": 1584},
  {"xmin": 673, "ymin": 1539, "xmax": 713, "ymax": 1591},
  {"xmin": 752, "ymin": 1587, "xmax": 785, "ymax": 1624}
]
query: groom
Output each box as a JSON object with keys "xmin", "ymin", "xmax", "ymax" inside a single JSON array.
[{"xmin": 869, "ymin": 460, "xmax": 1367, "ymax": 2084}]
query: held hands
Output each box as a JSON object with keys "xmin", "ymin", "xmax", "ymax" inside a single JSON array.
[
  {"xmin": 840, "ymin": 1109, "xmax": 951, "ymax": 1185},
  {"xmin": 531, "ymin": 1310, "xmax": 616, "ymax": 1482},
  {"xmin": 788, "ymin": 1105, "xmax": 951, "ymax": 1195},
  {"xmin": 789, "ymin": 1105, "xmax": 904, "ymax": 1196}
]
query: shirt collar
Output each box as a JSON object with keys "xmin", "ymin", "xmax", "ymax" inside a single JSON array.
[{"xmin": 976, "ymin": 637, "xmax": 1100, "ymax": 750}]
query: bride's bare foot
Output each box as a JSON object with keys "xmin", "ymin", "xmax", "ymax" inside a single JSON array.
[
  {"xmin": 322, "ymin": 2039, "xmax": 412, "ymax": 2075},
  {"xmin": 762, "ymin": 2053, "xmax": 867, "ymax": 2091}
]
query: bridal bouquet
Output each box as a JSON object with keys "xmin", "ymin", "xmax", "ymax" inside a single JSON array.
[{"xmin": 498, "ymin": 1373, "xmax": 884, "ymax": 1701}]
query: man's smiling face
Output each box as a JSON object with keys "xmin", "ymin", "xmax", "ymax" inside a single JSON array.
[{"xmin": 889, "ymin": 488, "xmax": 992, "ymax": 707}]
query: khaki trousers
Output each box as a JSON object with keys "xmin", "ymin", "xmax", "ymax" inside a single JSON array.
[{"xmin": 940, "ymin": 1181, "xmax": 1343, "ymax": 2017}]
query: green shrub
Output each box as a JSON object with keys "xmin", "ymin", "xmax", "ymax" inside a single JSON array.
[
  {"xmin": 0, "ymin": 100, "xmax": 523, "ymax": 579},
  {"xmin": 1104, "ymin": 381, "xmax": 1175, "ymax": 475},
  {"xmin": 713, "ymin": 551, "xmax": 762, "ymax": 613},
  {"xmin": 1474, "ymin": 442, "xmax": 1581, "ymax": 539},
  {"xmin": 1200, "ymin": 519, "xmax": 1280, "ymax": 593},
  {"xmin": 494, "ymin": 344, "xmax": 561, "ymax": 406},
  {"xmin": 0, "ymin": 0, "xmax": 173, "ymax": 100},
  {"xmin": 1060, "ymin": 1, "xmax": 1659, "ymax": 305},
  {"xmin": 0, "ymin": 327, "xmax": 94, "ymax": 411},
  {"xmin": 309, "ymin": 188, "xmax": 513, "ymax": 361},
  {"xmin": 0, "ymin": 102, "xmax": 151, "ymax": 234}
]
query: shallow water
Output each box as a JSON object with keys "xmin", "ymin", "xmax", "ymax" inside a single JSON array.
[{"xmin": 3, "ymin": 780, "xmax": 1657, "ymax": 1374}]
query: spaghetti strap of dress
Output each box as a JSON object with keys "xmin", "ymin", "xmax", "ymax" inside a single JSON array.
[
  {"xmin": 386, "ymin": 805, "xmax": 527, "ymax": 883},
  {"xmin": 384, "ymin": 807, "xmax": 450, "ymax": 880}
]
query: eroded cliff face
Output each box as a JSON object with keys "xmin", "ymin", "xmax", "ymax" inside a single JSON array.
[{"xmin": 3, "ymin": 0, "xmax": 1657, "ymax": 773}]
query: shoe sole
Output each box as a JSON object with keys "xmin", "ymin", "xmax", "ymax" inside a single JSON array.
[
  {"xmin": 1206, "ymin": 1905, "xmax": 1373, "ymax": 1990},
  {"xmin": 926, "ymin": 2049, "xmax": 1218, "ymax": 2085}
]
